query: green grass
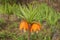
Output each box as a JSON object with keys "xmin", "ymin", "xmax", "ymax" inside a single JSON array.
[{"xmin": 0, "ymin": 2, "xmax": 60, "ymax": 40}]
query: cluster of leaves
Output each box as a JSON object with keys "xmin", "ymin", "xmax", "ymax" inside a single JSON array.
[
  {"xmin": 0, "ymin": 2, "xmax": 60, "ymax": 25},
  {"xmin": 9, "ymin": 3, "xmax": 60, "ymax": 25}
]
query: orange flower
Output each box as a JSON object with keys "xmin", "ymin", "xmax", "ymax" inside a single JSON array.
[
  {"xmin": 19, "ymin": 20, "xmax": 42, "ymax": 33},
  {"xmin": 19, "ymin": 20, "xmax": 28, "ymax": 32},
  {"xmin": 30, "ymin": 23, "xmax": 41, "ymax": 33}
]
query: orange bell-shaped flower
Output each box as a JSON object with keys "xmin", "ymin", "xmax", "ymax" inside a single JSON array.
[
  {"xmin": 30, "ymin": 23, "xmax": 41, "ymax": 33},
  {"xmin": 19, "ymin": 20, "xmax": 29, "ymax": 32}
]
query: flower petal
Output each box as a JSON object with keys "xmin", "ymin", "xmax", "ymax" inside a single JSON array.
[
  {"xmin": 31, "ymin": 23, "xmax": 41, "ymax": 32},
  {"xmin": 19, "ymin": 20, "xmax": 29, "ymax": 32}
]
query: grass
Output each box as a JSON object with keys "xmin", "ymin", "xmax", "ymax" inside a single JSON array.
[{"xmin": 0, "ymin": 2, "xmax": 60, "ymax": 40}]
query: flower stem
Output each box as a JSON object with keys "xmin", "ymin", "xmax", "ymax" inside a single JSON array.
[
  {"xmin": 28, "ymin": 24, "xmax": 31, "ymax": 40},
  {"xmin": 28, "ymin": 31, "xmax": 31, "ymax": 40}
]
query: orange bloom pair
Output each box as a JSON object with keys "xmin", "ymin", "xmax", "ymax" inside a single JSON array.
[{"xmin": 19, "ymin": 20, "xmax": 41, "ymax": 33}]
